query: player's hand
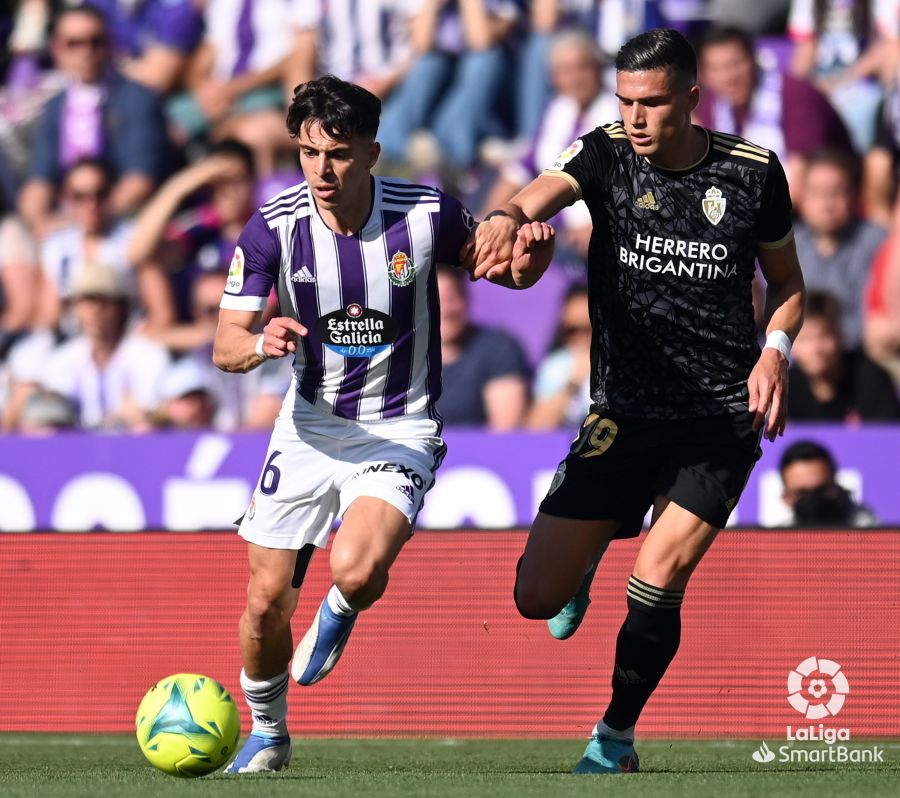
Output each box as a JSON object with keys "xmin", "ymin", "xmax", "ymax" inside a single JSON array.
[
  {"xmin": 472, "ymin": 213, "xmax": 518, "ymax": 281},
  {"xmin": 506, "ymin": 221, "xmax": 555, "ymax": 286},
  {"xmin": 747, "ymin": 347, "xmax": 789, "ymax": 442},
  {"xmin": 260, "ymin": 317, "xmax": 307, "ymax": 358}
]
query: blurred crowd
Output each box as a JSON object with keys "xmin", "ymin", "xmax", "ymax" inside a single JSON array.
[{"xmin": 0, "ymin": 0, "xmax": 899, "ymax": 435}]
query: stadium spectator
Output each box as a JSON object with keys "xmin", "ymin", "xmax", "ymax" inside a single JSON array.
[
  {"xmin": 863, "ymin": 83, "xmax": 900, "ymax": 226},
  {"xmin": 17, "ymin": 389, "xmax": 79, "ymax": 435},
  {"xmin": 779, "ymin": 439, "xmax": 878, "ymax": 527},
  {"xmin": 40, "ymin": 265, "xmax": 171, "ymax": 431},
  {"xmin": 789, "ymin": 290, "xmax": 900, "ymax": 421},
  {"xmin": 166, "ymin": 0, "xmax": 306, "ymax": 175},
  {"xmin": 706, "ymin": 0, "xmax": 790, "ymax": 36},
  {"xmin": 0, "ymin": 196, "xmax": 40, "ymax": 353},
  {"xmin": 527, "ymin": 283, "xmax": 591, "ymax": 430},
  {"xmin": 695, "ymin": 26, "xmax": 854, "ymax": 207},
  {"xmin": 788, "ymin": 0, "xmax": 899, "ymax": 152},
  {"xmin": 864, "ymin": 226, "xmax": 900, "ymax": 385},
  {"xmin": 37, "ymin": 158, "xmax": 174, "ymax": 333},
  {"xmin": 127, "ymin": 140, "xmax": 258, "ymax": 336},
  {"xmin": 293, "ymin": 0, "xmax": 418, "ymax": 100},
  {"xmin": 155, "ymin": 358, "xmax": 218, "ymax": 430},
  {"xmin": 18, "ymin": 5, "xmax": 168, "ymax": 237},
  {"xmin": 437, "ymin": 265, "xmax": 530, "ymax": 429},
  {"xmin": 793, "ymin": 149, "xmax": 887, "ymax": 351},
  {"xmin": 481, "ymin": 29, "xmax": 616, "ymax": 260},
  {"xmin": 378, "ymin": 0, "xmax": 522, "ymax": 173},
  {"xmin": 81, "ymin": 0, "xmax": 204, "ymax": 95}
]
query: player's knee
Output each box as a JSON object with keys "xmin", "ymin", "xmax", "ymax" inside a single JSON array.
[
  {"xmin": 514, "ymin": 578, "xmax": 563, "ymax": 620},
  {"xmin": 245, "ymin": 578, "xmax": 293, "ymax": 635},
  {"xmin": 332, "ymin": 560, "xmax": 387, "ymax": 608}
]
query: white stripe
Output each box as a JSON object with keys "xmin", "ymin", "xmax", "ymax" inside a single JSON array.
[
  {"xmin": 406, "ymin": 204, "xmax": 434, "ymax": 417},
  {"xmin": 219, "ymin": 295, "xmax": 267, "ymax": 311}
]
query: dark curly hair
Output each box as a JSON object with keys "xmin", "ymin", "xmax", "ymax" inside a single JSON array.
[{"xmin": 286, "ymin": 75, "xmax": 381, "ymax": 141}]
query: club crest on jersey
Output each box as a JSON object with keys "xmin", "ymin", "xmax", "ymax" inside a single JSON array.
[
  {"xmin": 702, "ymin": 186, "xmax": 726, "ymax": 226},
  {"xmin": 225, "ymin": 246, "xmax": 244, "ymax": 294},
  {"xmin": 551, "ymin": 139, "xmax": 583, "ymax": 170},
  {"xmin": 388, "ymin": 251, "xmax": 416, "ymax": 287}
]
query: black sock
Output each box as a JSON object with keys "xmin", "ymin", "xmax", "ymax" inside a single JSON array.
[{"xmin": 603, "ymin": 575, "xmax": 684, "ymax": 732}]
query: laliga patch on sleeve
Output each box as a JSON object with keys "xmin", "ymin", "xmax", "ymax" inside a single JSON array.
[
  {"xmin": 225, "ymin": 246, "xmax": 245, "ymax": 294},
  {"xmin": 551, "ymin": 139, "xmax": 584, "ymax": 170}
]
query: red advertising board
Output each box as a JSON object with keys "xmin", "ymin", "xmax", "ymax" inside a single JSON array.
[{"xmin": 1, "ymin": 531, "xmax": 897, "ymax": 737}]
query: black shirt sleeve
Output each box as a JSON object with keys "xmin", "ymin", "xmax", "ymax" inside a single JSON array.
[
  {"xmin": 756, "ymin": 153, "xmax": 794, "ymax": 248},
  {"xmin": 542, "ymin": 126, "xmax": 616, "ymax": 204}
]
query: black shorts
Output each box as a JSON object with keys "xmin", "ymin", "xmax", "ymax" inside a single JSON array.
[{"xmin": 539, "ymin": 409, "xmax": 762, "ymax": 538}]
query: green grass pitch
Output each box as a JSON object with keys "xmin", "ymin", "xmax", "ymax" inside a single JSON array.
[{"xmin": 2, "ymin": 736, "xmax": 898, "ymax": 798}]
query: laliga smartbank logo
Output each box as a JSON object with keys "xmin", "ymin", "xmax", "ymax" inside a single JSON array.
[{"xmin": 750, "ymin": 657, "xmax": 885, "ymax": 765}]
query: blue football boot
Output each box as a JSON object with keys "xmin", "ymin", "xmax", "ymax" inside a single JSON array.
[
  {"xmin": 291, "ymin": 597, "xmax": 358, "ymax": 686},
  {"xmin": 547, "ymin": 542, "xmax": 608, "ymax": 640},
  {"xmin": 225, "ymin": 732, "xmax": 292, "ymax": 773},
  {"xmin": 573, "ymin": 734, "xmax": 640, "ymax": 774}
]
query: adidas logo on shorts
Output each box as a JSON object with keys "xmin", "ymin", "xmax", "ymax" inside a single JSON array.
[{"xmin": 292, "ymin": 265, "xmax": 316, "ymax": 284}]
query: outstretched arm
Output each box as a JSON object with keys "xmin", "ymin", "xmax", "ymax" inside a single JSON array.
[
  {"xmin": 750, "ymin": 238, "xmax": 806, "ymax": 441},
  {"xmin": 473, "ymin": 174, "xmax": 575, "ymax": 283}
]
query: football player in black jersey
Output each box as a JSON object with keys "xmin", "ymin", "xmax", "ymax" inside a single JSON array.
[{"xmin": 474, "ymin": 28, "xmax": 806, "ymax": 774}]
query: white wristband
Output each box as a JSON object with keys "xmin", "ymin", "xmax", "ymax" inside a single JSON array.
[
  {"xmin": 764, "ymin": 330, "xmax": 791, "ymax": 362},
  {"xmin": 255, "ymin": 334, "xmax": 268, "ymax": 361}
]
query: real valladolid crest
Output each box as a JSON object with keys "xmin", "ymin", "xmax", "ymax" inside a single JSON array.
[{"xmin": 751, "ymin": 657, "xmax": 884, "ymax": 765}]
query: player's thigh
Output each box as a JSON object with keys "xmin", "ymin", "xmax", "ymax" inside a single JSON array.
[
  {"xmin": 517, "ymin": 511, "xmax": 619, "ymax": 604},
  {"xmin": 330, "ymin": 496, "xmax": 412, "ymax": 586},
  {"xmin": 633, "ymin": 497, "xmax": 719, "ymax": 591}
]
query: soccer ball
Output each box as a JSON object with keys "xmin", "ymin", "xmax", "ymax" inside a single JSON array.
[{"xmin": 135, "ymin": 673, "xmax": 241, "ymax": 777}]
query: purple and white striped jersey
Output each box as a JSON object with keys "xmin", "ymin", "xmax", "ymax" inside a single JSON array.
[{"xmin": 219, "ymin": 177, "xmax": 475, "ymax": 422}]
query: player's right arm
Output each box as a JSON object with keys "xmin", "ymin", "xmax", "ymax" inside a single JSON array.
[
  {"xmin": 213, "ymin": 210, "xmax": 306, "ymax": 373},
  {"xmin": 213, "ymin": 309, "xmax": 307, "ymax": 373}
]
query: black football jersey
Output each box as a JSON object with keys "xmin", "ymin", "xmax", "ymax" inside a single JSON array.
[{"xmin": 544, "ymin": 123, "xmax": 794, "ymax": 419}]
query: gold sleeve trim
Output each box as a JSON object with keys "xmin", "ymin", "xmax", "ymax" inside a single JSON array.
[
  {"xmin": 758, "ymin": 228, "xmax": 795, "ymax": 250},
  {"xmin": 541, "ymin": 170, "xmax": 582, "ymax": 202}
]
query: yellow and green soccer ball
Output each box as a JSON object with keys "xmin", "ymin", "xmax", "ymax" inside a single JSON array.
[{"xmin": 135, "ymin": 673, "xmax": 241, "ymax": 777}]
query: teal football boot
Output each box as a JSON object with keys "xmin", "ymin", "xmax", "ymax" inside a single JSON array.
[
  {"xmin": 572, "ymin": 734, "xmax": 640, "ymax": 774},
  {"xmin": 547, "ymin": 541, "xmax": 608, "ymax": 640}
]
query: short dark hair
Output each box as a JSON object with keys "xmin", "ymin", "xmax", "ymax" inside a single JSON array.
[
  {"xmin": 805, "ymin": 147, "xmax": 861, "ymax": 188},
  {"xmin": 52, "ymin": 4, "xmax": 109, "ymax": 37},
  {"xmin": 697, "ymin": 26, "xmax": 756, "ymax": 59},
  {"xmin": 804, "ymin": 290, "xmax": 843, "ymax": 327},
  {"xmin": 209, "ymin": 138, "xmax": 255, "ymax": 176},
  {"xmin": 286, "ymin": 75, "xmax": 381, "ymax": 141},
  {"xmin": 779, "ymin": 440, "xmax": 836, "ymax": 477},
  {"xmin": 615, "ymin": 28, "xmax": 697, "ymax": 88}
]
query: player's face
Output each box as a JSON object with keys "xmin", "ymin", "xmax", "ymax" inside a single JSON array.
[
  {"xmin": 616, "ymin": 69, "xmax": 699, "ymax": 160},
  {"xmin": 801, "ymin": 164, "xmax": 855, "ymax": 235},
  {"xmin": 792, "ymin": 317, "xmax": 842, "ymax": 378},
  {"xmin": 699, "ymin": 42, "xmax": 755, "ymax": 109},
  {"xmin": 298, "ymin": 121, "xmax": 380, "ymax": 211}
]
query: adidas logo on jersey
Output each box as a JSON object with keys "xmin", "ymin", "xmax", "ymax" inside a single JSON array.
[
  {"xmin": 292, "ymin": 265, "xmax": 316, "ymax": 284},
  {"xmin": 634, "ymin": 191, "xmax": 661, "ymax": 211}
]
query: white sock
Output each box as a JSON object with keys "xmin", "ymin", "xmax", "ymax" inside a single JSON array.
[
  {"xmin": 240, "ymin": 669, "xmax": 289, "ymax": 738},
  {"xmin": 595, "ymin": 719, "xmax": 635, "ymax": 744},
  {"xmin": 326, "ymin": 584, "xmax": 357, "ymax": 617}
]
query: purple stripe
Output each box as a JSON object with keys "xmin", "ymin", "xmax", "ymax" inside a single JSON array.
[
  {"xmin": 262, "ymin": 188, "xmax": 310, "ymax": 217},
  {"xmin": 425, "ymin": 211, "xmax": 442, "ymax": 410},
  {"xmin": 332, "ymin": 235, "xmax": 368, "ymax": 419},
  {"xmin": 381, "ymin": 210, "xmax": 417, "ymax": 418},
  {"xmin": 293, "ymin": 217, "xmax": 324, "ymax": 403},
  {"xmin": 233, "ymin": 0, "xmax": 255, "ymax": 77}
]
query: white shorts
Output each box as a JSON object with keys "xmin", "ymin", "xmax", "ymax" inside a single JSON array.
[{"xmin": 238, "ymin": 395, "xmax": 446, "ymax": 550}]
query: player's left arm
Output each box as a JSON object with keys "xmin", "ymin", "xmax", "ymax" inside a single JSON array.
[{"xmin": 752, "ymin": 238, "xmax": 806, "ymax": 441}]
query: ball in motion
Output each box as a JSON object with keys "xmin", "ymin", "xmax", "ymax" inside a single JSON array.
[{"xmin": 135, "ymin": 673, "xmax": 241, "ymax": 777}]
